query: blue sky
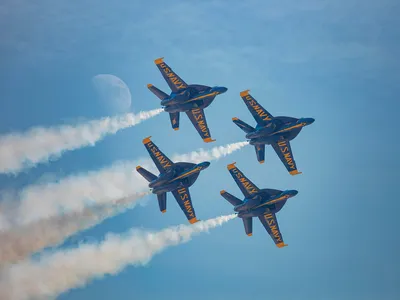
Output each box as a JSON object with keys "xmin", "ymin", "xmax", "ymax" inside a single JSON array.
[{"xmin": 1, "ymin": 0, "xmax": 399, "ymax": 299}]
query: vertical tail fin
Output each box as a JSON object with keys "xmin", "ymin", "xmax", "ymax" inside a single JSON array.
[
  {"xmin": 243, "ymin": 217, "xmax": 253, "ymax": 236},
  {"xmin": 147, "ymin": 84, "xmax": 169, "ymax": 100},
  {"xmin": 136, "ymin": 166, "xmax": 158, "ymax": 182},
  {"xmin": 255, "ymin": 144, "xmax": 265, "ymax": 164},
  {"xmin": 232, "ymin": 117, "xmax": 255, "ymax": 133},
  {"xmin": 169, "ymin": 112, "xmax": 180, "ymax": 131},
  {"xmin": 157, "ymin": 193, "xmax": 167, "ymax": 213},
  {"xmin": 220, "ymin": 190, "xmax": 243, "ymax": 206}
]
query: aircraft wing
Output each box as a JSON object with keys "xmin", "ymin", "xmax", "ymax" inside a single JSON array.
[
  {"xmin": 186, "ymin": 108, "xmax": 215, "ymax": 143},
  {"xmin": 258, "ymin": 210, "xmax": 287, "ymax": 248},
  {"xmin": 227, "ymin": 162, "xmax": 260, "ymax": 198},
  {"xmin": 154, "ymin": 58, "xmax": 188, "ymax": 93},
  {"xmin": 240, "ymin": 90, "xmax": 273, "ymax": 126},
  {"xmin": 143, "ymin": 137, "xmax": 174, "ymax": 173},
  {"xmin": 271, "ymin": 140, "xmax": 302, "ymax": 175},
  {"xmin": 171, "ymin": 186, "xmax": 198, "ymax": 224},
  {"xmin": 255, "ymin": 144, "xmax": 265, "ymax": 164}
]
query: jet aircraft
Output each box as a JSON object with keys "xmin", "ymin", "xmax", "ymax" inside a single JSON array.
[
  {"xmin": 232, "ymin": 90, "xmax": 315, "ymax": 175},
  {"xmin": 220, "ymin": 162, "xmax": 298, "ymax": 248},
  {"xmin": 147, "ymin": 57, "xmax": 228, "ymax": 143},
  {"xmin": 136, "ymin": 136, "xmax": 210, "ymax": 224}
]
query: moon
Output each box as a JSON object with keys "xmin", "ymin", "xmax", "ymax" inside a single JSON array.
[{"xmin": 92, "ymin": 74, "xmax": 132, "ymax": 113}]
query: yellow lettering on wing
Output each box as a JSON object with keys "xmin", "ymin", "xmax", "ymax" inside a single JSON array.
[
  {"xmin": 148, "ymin": 142, "xmax": 172, "ymax": 169},
  {"xmin": 277, "ymin": 141, "xmax": 295, "ymax": 170},
  {"xmin": 263, "ymin": 213, "xmax": 282, "ymax": 242},
  {"xmin": 192, "ymin": 109, "xmax": 210, "ymax": 137},
  {"xmin": 232, "ymin": 168, "xmax": 258, "ymax": 195},
  {"xmin": 244, "ymin": 96, "xmax": 271, "ymax": 121},
  {"xmin": 159, "ymin": 63, "xmax": 186, "ymax": 90},
  {"xmin": 178, "ymin": 188, "xmax": 195, "ymax": 218}
]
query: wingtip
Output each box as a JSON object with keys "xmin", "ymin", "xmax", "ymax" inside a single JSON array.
[
  {"xmin": 220, "ymin": 190, "xmax": 226, "ymax": 195},
  {"xmin": 227, "ymin": 162, "xmax": 237, "ymax": 170},
  {"xmin": 203, "ymin": 137, "xmax": 216, "ymax": 143},
  {"xmin": 232, "ymin": 117, "xmax": 239, "ymax": 121},
  {"xmin": 136, "ymin": 166, "xmax": 142, "ymax": 171},
  {"xmin": 147, "ymin": 84, "xmax": 153, "ymax": 88},
  {"xmin": 259, "ymin": 160, "xmax": 265, "ymax": 164},
  {"xmin": 240, "ymin": 89, "xmax": 250, "ymax": 97},
  {"xmin": 161, "ymin": 209, "xmax": 167, "ymax": 214},
  {"xmin": 154, "ymin": 57, "xmax": 164, "ymax": 64},
  {"xmin": 143, "ymin": 136, "xmax": 152, "ymax": 144},
  {"xmin": 247, "ymin": 233, "xmax": 253, "ymax": 237},
  {"xmin": 189, "ymin": 217, "xmax": 199, "ymax": 224},
  {"xmin": 173, "ymin": 127, "xmax": 179, "ymax": 131},
  {"xmin": 277, "ymin": 242, "xmax": 288, "ymax": 248},
  {"xmin": 289, "ymin": 170, "xmax": 302, "ymax": 176}
]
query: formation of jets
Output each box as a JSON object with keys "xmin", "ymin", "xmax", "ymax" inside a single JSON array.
[{"xmin": 136, "ymin": 57, "xmax": 315, "ymax": 248}]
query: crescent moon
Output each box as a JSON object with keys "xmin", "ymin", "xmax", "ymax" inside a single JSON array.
[{"xmin": 92, "ymin": 74, "xmax": 132, "ymax": 113}]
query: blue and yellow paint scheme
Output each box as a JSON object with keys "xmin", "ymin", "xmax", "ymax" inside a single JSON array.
[
  {"xmin": 136, "ymin": 136, "xmax": 210, "ymax": 224},
  {"xmin": 147, "ymin": 57, "xmax": 227, "ymax": 143},
  {"xmin": 221, "ymin": 162, "xmax": 298, "ymax": 248},
  {"xmin": 232, "ymin": 89, "xmax": 315, "ymax": 175}
]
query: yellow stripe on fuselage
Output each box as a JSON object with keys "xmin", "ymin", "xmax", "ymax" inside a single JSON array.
[
  {"xmin": 253, "ymin": 195, "xmax": 289, "ymax": 209},
  {"xmin": 169, "ymin": 167, "xmax": 201, "ymax": 182},
  {"xmin": 183, "ymin": 91, "xmax": 218, "ymax": 103},
  {"xmin": 272, "ymin": 123, "xmax": 305, "ymax": 135}
]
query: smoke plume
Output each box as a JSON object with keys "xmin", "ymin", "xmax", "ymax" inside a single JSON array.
[
  {"xmin": 0, "ymin": 193, "xmax": 148, "ymax": 266},
  {"xmin": 0, "ymin": 214, "xmax": 236, "ymax": 300},
  {"xmin": 0, "ymin": 142, "xmax": 248, "ymax": 231},
  {"xmin": 0, "ymin": 109, "xmax": 163, "ymax": 174}
]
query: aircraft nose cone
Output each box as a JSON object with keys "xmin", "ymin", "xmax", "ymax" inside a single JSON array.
[
  {"xmin": 305, "ymin": 118, "xmax": 315, "ymax": 125},
  {"xmin": 213, "ymin": 86, "xmax": 228, "ymax": 94},
  {"xmin": 219, "ymin": 87, "xmax": 228, "ymax": 94},
  {"xmin": 199, "ymin": 161, "xmax": 210, "ymax": 169}
]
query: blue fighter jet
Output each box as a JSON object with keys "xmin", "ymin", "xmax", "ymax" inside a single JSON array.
[
  {"xmin": 136, "ymin": 136, "xmax": 210, "ymax": 224},
  {"xmin": 220, "ymin": 162, "xmax": 298, "ymax": 248},
  {"xmin": 147, "ymin": 57, "xmax": 228, "ymax": 143},
  {"xmin": 232, "ymin": 90, "xmax": 315, "ymax": 175}
]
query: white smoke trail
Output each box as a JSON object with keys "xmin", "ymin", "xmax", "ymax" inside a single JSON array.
[
  {"xmin": 172, "ymin": 141, "xmax": 249, "ymax": 163},
  {"xmin": 0, "ymin": 214, "xmax": 236, "ymax": 300},
  {"xmin": 0, "ymin": 141, "xmax": 248, "ymax": 231},
  {"xmin": 0, "ymin": 109, "xmax": 163, "ymax": 174},
  {"xmin": 0, "ymin": 193, "xmax": 149, "ymax": 266}
]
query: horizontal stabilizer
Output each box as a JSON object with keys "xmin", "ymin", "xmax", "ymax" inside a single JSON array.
[
  {"xmin": 147, "ymin": 84, "xmax": 169, "ymax": 100},
  {"xmin": 232, "ymin": 117, "xmax": 255, "ymax": 133},
  {"xmin": 220, "ymin": 190, "xmax": 243, "ymax": 206},
  {"xmin": 136, "ymin": 166, "xmax": 158, "ymax": 182}
]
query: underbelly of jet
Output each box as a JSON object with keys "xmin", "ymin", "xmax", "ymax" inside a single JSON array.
[
  {"xmin": 152, "ymin": 182, "xmax": 181, "ymax": 194},
  {"xmin": 238, "ymin": 207, "xmax": 269, "ymax": 218},
  {"xmin": 164, "ymin": 103, "xmax": 197, "ymax": 113}
]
